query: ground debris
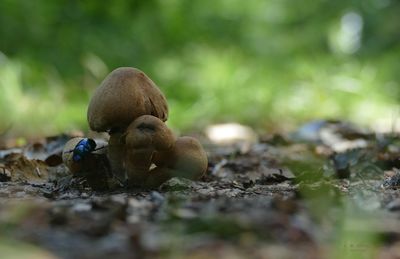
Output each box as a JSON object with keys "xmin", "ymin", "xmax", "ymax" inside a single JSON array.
[
  {"xmin": 1, "ymin": 153, "xmax": 50, "ymax": 184},
  {"xmin": 1, "ymin": 123, "xmax": 400, "ymax": 258}
]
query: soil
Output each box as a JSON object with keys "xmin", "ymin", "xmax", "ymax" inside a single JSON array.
[{"xmin": 1, "ymin": 120, "xmax": 400, "ymax": 258}]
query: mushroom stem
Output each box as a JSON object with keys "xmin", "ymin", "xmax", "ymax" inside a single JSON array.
[
  {"xmin": 108, "ymin": 131, "xmax": 127, "ymax": 182},
  {"xmin": 125, "ymin": 148, "xmax": 153, "ymax": 186},
  {"xmin": 144, "ymin": 166, "xmax": 175, "ymax": 188}
]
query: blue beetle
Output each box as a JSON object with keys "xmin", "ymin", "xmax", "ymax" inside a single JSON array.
[{"xmin": 72, "ymin": 138, "xmax": 97, "ymax": 162}]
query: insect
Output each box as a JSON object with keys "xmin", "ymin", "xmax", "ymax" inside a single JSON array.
[{"xmin": 72, "ymin": 138, "xmax": 97, "ymax": 162}]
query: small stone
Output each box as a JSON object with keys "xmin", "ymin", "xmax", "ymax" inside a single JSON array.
[
  {"xmin": 81, "ymin": 192, "xmax": 90, "ymax": 198},
  {"xmin": 159, "ymin": 177, "xmax": 193, "ymax": 192},
  {"xmin": 382, "ymin": 172, "xmax": 400, "ymax": 189},
  {"xmin": 72, "ymin": 203, "xmax": 92, "ymax": 212},
  {"xmin": 172, "ymin": 208, "xmax": 197, "ymax": 219},
  {"xmin": 150, "ymin": 191, "xmax": 165, "ymax": 205},
  {"xmin": 386, "ymin": 199, "xmax": 400, "ymax": 211}
]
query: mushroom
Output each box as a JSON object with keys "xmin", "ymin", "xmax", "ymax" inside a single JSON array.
[
  {"xmin": 62, "ymin": 137, "xmax": 113, "ymax": 190},
  {"xmin": 145, "ymin": 136, "xmax": 208, "ymax": 187},
  {"xmin": 62, "ymin": 137, "xmax": 88, "ymax": 174},
  {"xmin": 123, "ymin": 115, "xmax": 207, "ymax": 188},
  {"xmin": 123, "ymin": 115, "xmax": 176, "ymax": 186},
  {"xmin": 87, "ymin": 67, "xmax": 169, "ymax": 181}
]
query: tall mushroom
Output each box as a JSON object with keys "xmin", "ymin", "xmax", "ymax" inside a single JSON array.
[{"xmin": 87, "ymin": 67, "xmax": 169, "ymax": 181}]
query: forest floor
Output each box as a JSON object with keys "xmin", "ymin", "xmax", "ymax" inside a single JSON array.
[{"xmin": 1, "ymin": 120, "xmax": 400, "ymax": 259}]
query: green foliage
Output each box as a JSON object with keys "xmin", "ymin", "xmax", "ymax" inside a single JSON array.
[{"xmin": 0, "ymin": 0, "xmax": 399, "ymax": 135}]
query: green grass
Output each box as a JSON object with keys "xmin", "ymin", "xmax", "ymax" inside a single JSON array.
[
  {"xmin": 0, "ymin": 1, "xmax": 399, "ymax": 136},
  {"xmin": 0, "ymin": 48, "xmax": 398, "ymax": 137}
]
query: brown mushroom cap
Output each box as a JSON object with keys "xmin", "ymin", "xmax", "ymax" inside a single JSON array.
[
  {"xmin": 124, "ymin": 115, "xmax": 175, "ymax": 150},
  {"xmin": 153, "ymin": 136, "xmax": 208, "ymax": 180},
  {"xmin": 142, "ymin": 136, "xmax": 208, "ymax": 188},
  {"xmin": 123, "ymin": 115, "xmax": 175, "ymax": 186},
  {"xmin": 87, "ymin": 67, "xmax": 169, "ymax": 132}
]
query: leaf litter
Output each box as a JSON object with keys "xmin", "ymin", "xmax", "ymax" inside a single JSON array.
[{"xmin": 0, "ymin": 120, "xmax": 400, "ymax": 258}]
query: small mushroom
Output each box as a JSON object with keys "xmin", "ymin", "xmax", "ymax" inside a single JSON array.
[
  {"xmin": 87, "ymin": 67, "xmax": 169, "ymax": 181},
  {"xmin": 62, "ymin": 137, "xmax": 87, "ymax": 174},
  {"xmin": 62, "ymin": 137, "xmax": 113, "ymax": 190},
  {"xmin": 145, "ymin": 136, "xmax": 208, "ymax": 187},
  {"xmin": 123, "ymin": 115, "xmax": 175, "ymax": 186}
]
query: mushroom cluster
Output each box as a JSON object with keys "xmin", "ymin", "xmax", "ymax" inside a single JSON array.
[{"xmin": 63, "ymin": 67, "xmax": 208, "ymax": 189}]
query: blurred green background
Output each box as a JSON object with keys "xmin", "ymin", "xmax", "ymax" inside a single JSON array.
[{"xmin": 0, "ymin": 0, "xmax": 399, "ymax": 136}]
